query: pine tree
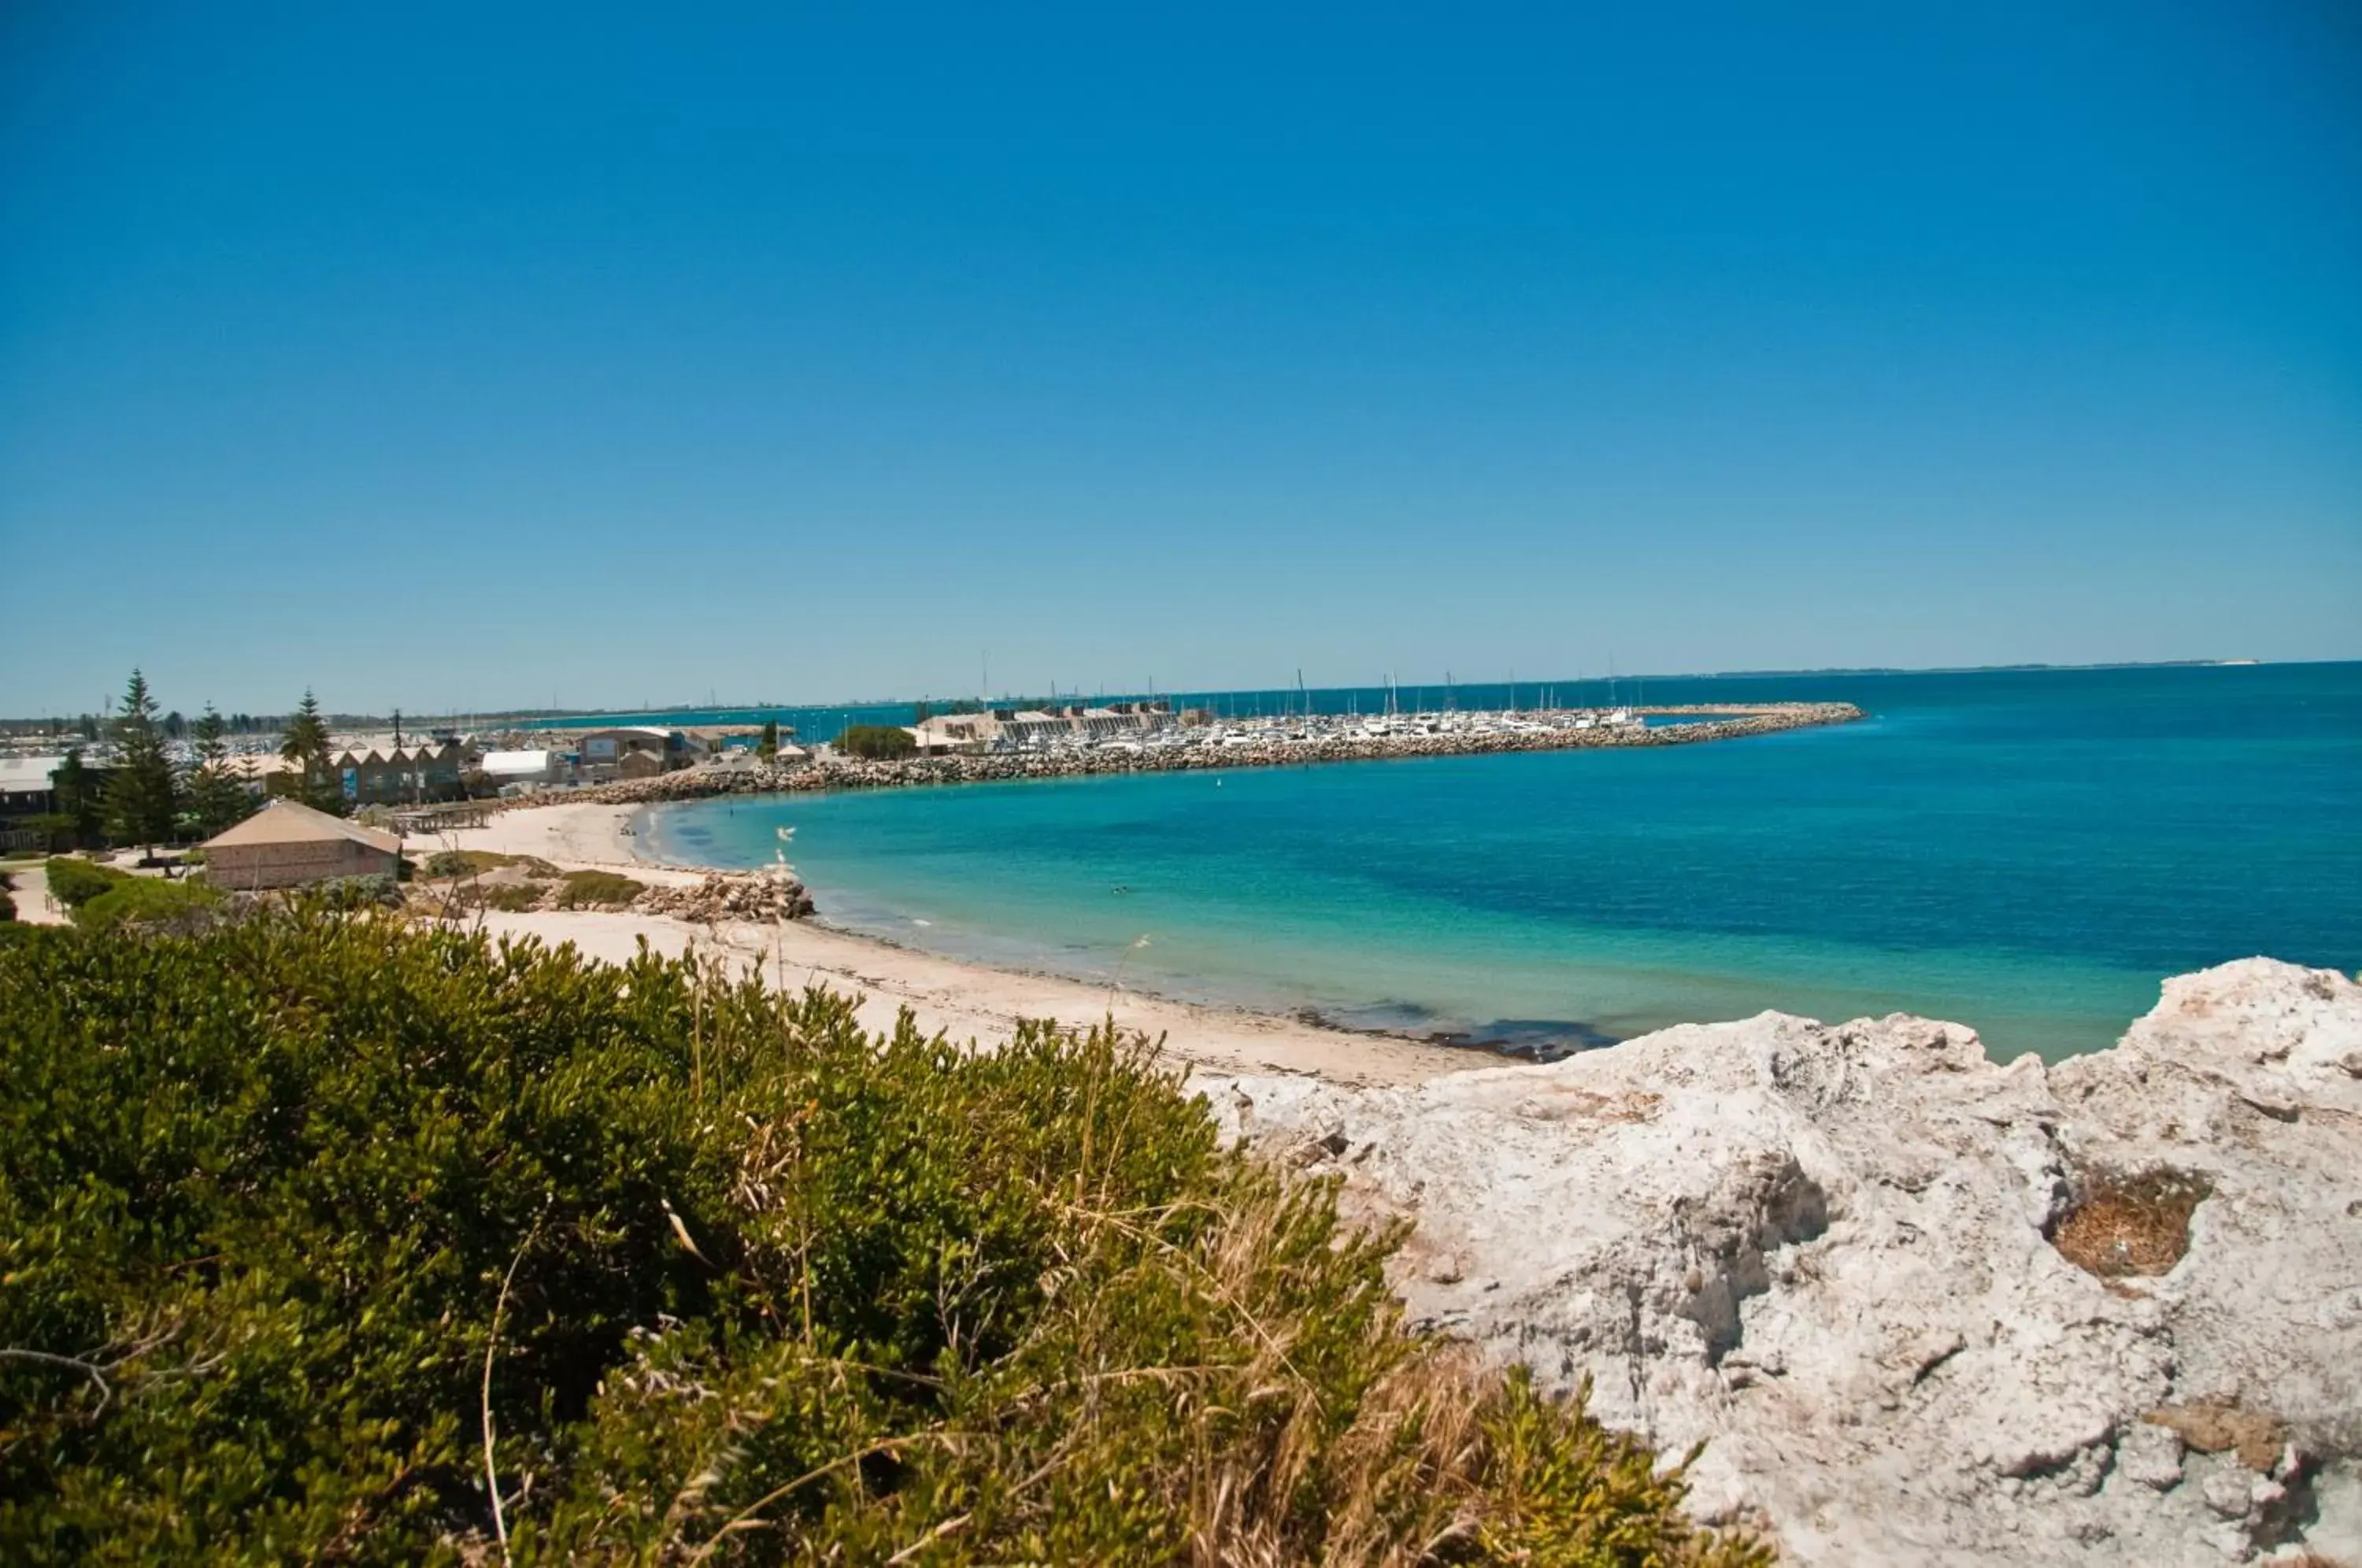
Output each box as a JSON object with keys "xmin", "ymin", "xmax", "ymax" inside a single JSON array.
[
  {"xmin": 759, "ymin": 718, "xmax": 779, "ymax": 758},
  {"xmin": 280, "ymin": 689, "xmax": 344, "ymax": 813},
  {"xmin": 52, "ymin": 749, "xmax": 103, "ymax": 849},
  {"xmin": 187, "ymin": 704, "xmax": 256, "ymax": 838},
  {"xmin": 104, "ymin": 669, "xmax": 181, "ymax": 850}
]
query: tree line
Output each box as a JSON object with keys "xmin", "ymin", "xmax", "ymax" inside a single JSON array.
[{"xmin": 31, "ymin": 671, "xmax": 352, "ymax": 852}]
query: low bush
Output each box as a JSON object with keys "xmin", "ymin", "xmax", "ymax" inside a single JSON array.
[
  {"xmin": 311, "ymin": 873, "xmax": 401, "ymax": 911},
  {"xmin": 426, "ymin": 849, "xmax": 559, "ymax": 880},
  {"xmin": 72, "ymin": 877, "xmax": 224, "ymax": 933},
  {"xmin": 40, "ymin": 856, "xmax": 125, "ymax": 910},
  {"xmin": 478, "ymin": 882, "xmax": 546, "ymax": 912},
  {"xmin": 836, "ymin": 723, "xmax": 917, "ymax": 760},
  {"xmin": 0, "ymin": 913, "xmax": 1766, "ymax": 1565},
  {"xmin": 554, "ymin": 868, "xmax": 643, "ymax": 908}
]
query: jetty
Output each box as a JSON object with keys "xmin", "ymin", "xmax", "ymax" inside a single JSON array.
[{"xmin": 552, "ymin": 701, "xmax": 1865, "ymax": 808}]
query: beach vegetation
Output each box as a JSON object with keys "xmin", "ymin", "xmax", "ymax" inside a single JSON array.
[
  {"xmin": 760, "ymin": 717, "xmax": 779, "ymax": 757},
  {"xmin": 424, "ymin": 849, "xmax": 561, "ymax": 879},
  {"xmin": 553, "ymin": 867, "xmax": 643, "ymax": 908},
  {"xmin": 71, "ymin": 876, "xmax": 223, "ymax": 932},
  {"xmin": 0, "ymin": 911, "xmax": 1768, "ymax": 1565},
  {"xmin": 837, "ymin": 722, "xmax": 916, "ymax": 760},
  {"xmin": 309, "ymin": 872, "xmax": 402, "ymax": 910},
  {"xmin": 41, "ymin": 856, "xmax": 127, "ymax": 911}
]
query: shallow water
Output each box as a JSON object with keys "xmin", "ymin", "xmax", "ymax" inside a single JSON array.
[{"xmin": 644, "ymin": 664, "xmax": 2362, "ymax": 1062}]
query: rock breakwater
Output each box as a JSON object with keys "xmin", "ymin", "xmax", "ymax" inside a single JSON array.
[
  {"xmin": 553, "ymin": 702, "xmax": 1864, "ymax": 809},
  {"xmin": 1207, "ymin": 959, "xmax": 2362, "ymax": 1566}
]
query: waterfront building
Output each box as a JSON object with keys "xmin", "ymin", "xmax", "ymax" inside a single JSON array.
[
  {"xmin": 0, "ymin": 754, "xmax": 65, "ymax": 849},
  {"xmin": 578, "ymin": 726, "xmax": 695, "ymax": 781},
  {"xmin": 478, "ymin": 749, "xmax": 568, "ymax": 791},
  {"xmin": 201, "ymin": 799, "xmax": 403, "ymax": 889},
  {"xmin": 329, "ymin": 742, "xmax": 469, "ymax": 805}
]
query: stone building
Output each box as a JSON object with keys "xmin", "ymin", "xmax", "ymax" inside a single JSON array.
[{"xmin": 201, "ymin": 800, "xmax": 403, "ymax": 890}]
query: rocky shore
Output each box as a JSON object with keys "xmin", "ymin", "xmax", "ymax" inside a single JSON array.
[
  {"xmin": 1205, "ymin": 959, "xmax": 2362, "ymax": 1566},
  {"xmin": 550, "ymin": 701, "xmax": 1864, "ymax": 808}
]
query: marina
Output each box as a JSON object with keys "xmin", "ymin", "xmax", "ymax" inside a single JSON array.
[{"xmin": 552, "ymin": 700, "xmax": 1865, "ymax": 805}]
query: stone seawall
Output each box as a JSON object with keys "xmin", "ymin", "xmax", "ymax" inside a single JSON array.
[{"xmin": 540, "ymin": 702, "xmax": 1864, "ymax": 811}]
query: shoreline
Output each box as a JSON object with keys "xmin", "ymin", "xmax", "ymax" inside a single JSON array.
[{"xmin": 416, "ymin": 799, "xmax": 1483, "ymax": 1087}]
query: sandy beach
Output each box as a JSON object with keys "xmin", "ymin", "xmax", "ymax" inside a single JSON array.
[{"xmin": 420, "ymin": 799, "xmax": 1478, "ymax": 1088}]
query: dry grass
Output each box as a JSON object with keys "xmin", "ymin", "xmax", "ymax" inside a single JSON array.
[
  {"xmin": 2052, "ymin": 1169, "xmax": 2209, "ymax": 1278},
  {"xmin": 553, "ymin": 869, "xmax": 644, "ymax": 908}
]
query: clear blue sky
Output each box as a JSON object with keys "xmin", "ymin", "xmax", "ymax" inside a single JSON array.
[{"xmin": 2, "ymin": 2, "xmax": 2356, "ymax": 717}]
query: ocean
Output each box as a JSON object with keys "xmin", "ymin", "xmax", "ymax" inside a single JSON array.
[{"xmin": 639, "ymin": 663, "xmax": 2362, "ymax": 1062}]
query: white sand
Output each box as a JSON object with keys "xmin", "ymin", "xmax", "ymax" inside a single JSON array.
[{"xmin": 423, "ymin": 800, "xmax": 1476, "ymax": 1088}]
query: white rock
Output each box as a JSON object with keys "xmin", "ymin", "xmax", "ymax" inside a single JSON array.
[
  {"xmin": 2118, "ymin": 1420, "xmax": 2186, "ymax": 1490},
  {"xmin": 1205, "ymin": 960, "xmax": 2362, "ymax": 1566}
]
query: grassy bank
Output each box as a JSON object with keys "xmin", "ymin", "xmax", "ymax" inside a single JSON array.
[{"xmin": 0, "ymin": 910, "xmax": 1767, "ymax": 1564}]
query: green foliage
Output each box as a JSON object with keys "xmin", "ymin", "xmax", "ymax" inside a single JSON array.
[
  {"xmin": 760, "ymin": 718, "xmax": 780, "ymax": 758},
  {"xmin": 309, "ymin": 874, "xmax": 400, "ymax": 911},
  {"xmin": 278, "ymin": 690, "xmax": 344, "ymax": 815},
  {"xmin": 102, "ymin": 670, "xmax": 181, "ymax": 849},
  {"xmin": 478, "ymin": 882, "xmax": 547, "ymax": 912},
  {"xmin": 424, "ymin": 849, "xmax": 557, "ymax": 879},
  {"xmin": 48, "ymin": 752, "xmax": 103, "ymax": 849},
  {"xmin": 837, "ymin": 723, "xmax": 916, "ymax": 760},
  {"xmin": 40, "ymin": 857, "xmax": 126, "ymax": 910},
  {"xmin": 71, "ymin": 877, "xmax": 223, "ymax": 932},
  {"xmin": 0, "ymin": 876, "xmax": 13, "ymax": 922},
  {"xmin": 0, "ymin": 915, "xmax": 1768, "ymax": 1566},
  {"xmin": 185, "ymin": 705, "xmax": 258, "ymax": 841},
  {"xmin": 553, "ymin": 868, "xmax": 643, "ymax": 908}
]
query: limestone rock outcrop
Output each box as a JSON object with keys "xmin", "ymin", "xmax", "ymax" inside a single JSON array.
[
  {"xmin": 635, "ymin": 871, "xmax": 814, "ymax": 924},
  {"xmin": 1205, "ymin": 960, "xmax": 2362, "ymax": 1565}
]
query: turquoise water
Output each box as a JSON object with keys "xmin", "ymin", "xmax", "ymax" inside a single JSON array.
[{"xmin": 643, "ymin": 664, "xmax": 2362, "ymax": 1062}]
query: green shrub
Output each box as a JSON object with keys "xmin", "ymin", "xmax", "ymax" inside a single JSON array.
[
  {"xmin": 477, "ymin": 882, "xmax": 546, "ymax": 912},
  {"xmin": 72, "ymin": 877, "xmax": 223, "ymax": 932},
  {"xmin": 40, "ymin": 856, "xmax": 125, "ymax": 910},
  {"xmin": 554, "ymin": 868, "xmax": 642, "ymax": 908},
  {"xmin": 836, "ymin": 723, "xmax": 916, "ymax": 760},
  {"xmin": 0, "ymin": 914, "xmax": 1768, "ymax": 1566},
  {"xmin": 427, "ymin": 849, "xmax": 559, "ymax": 880},
  {"xmin": 310, "ymin": 873, "xmax": 401, "ymax": 911}
]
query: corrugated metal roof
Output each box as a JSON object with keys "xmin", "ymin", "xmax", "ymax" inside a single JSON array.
[{"xmin": 202, "ymin": 799, "xmax": 402, "ymax": 855}]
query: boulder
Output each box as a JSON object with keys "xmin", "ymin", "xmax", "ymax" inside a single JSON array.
[{"xmin": 1205, "ymin": 960, "xmax": 2362, "ymax": 1566}]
